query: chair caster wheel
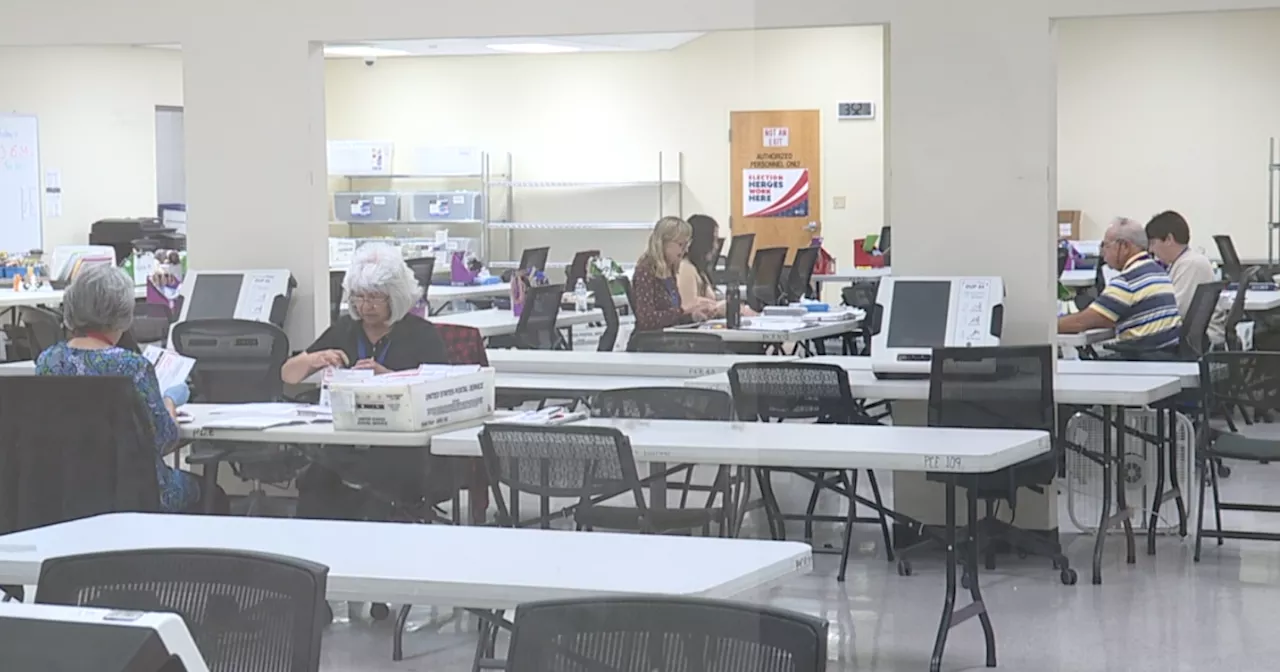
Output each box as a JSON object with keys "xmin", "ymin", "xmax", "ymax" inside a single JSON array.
[
  {"xmin": 897, "ymin": 560, "xmax": 913, "ymax": 577},
  {"xmin": 1060, "ymin": 568, "xmax": 1078, "ymax": 586},
  {"xmin": 960, "ymin": 573, "xmax": 972, "ymax": 590},
  {"xmin": 1218, "ymin": 463, "xmax": 1232, "ymax": 478},
  {"xmin": 370, "ymin": 603, "xmax": 391, "ymax": 621}
]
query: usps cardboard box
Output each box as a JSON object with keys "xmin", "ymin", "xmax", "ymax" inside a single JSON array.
[{"xmin": 329, "ymin": 367, "xmax": 495, "ymax": 432}]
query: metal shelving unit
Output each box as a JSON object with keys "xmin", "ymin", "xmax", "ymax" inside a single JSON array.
[
  {"xmin": 1269, "ymin": 138, "xmax": 1280, "ymax": 267},
  {"xmin": 485, "ymin": 151, "xmax": 683, "ymax": 267}
]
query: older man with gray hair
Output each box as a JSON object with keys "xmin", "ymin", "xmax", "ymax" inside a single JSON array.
[{"xmin": 1058, "ymin": 217, "xmax": 1183, "ymax": 357}]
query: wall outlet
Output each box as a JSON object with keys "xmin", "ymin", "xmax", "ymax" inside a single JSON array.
[{"xmin": 833, "ymin": 196, "xmax": 847, "ymax": 210}]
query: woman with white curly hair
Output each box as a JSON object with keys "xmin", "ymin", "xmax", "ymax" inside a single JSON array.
[
  {"xmin": 283, "ymin": 243, "xmax": 450, "ymax": 521},
  {"xmin": 281, "ymin": 243, "xmax": 448, "ymax": 384}
]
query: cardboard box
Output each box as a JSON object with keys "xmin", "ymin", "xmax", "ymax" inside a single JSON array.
[
  {"xmin": 329, "ymin": 367, "xmax": 495, "ymax": 432},
  {"xmin": 1058, "ymin": 210, "xmax": 1082, "ymax": 241}
]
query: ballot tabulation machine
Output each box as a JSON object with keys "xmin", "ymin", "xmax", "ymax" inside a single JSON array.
[
  {"xmin": 869, "ymin": 276, "xmax": 1004, "ymax": 378},
  {"xmin": 176, "ymin": 269, "xmax": 295, "ymax": 328},
  {"xmin": 0, "ymin": 602, "xmax": 208, "ymax": 672}
]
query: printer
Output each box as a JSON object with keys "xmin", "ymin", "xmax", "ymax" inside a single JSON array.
[
  {"xmin": 90, "ymin": 218, "xmax": 186, "ymax": 265},
  {"xmin": 868, "ymin": 276, "xmax": 1004, "ymax": 379}
]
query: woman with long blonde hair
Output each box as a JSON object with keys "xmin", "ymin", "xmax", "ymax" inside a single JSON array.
[{"xmin": 630, "ymin": 216, "xmax": 718, "ymax": 332}]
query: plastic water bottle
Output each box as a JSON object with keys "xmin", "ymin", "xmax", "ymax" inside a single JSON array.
[{"xmin": 573, "ymin": 278, "xmax": 589, "ymax": 313}]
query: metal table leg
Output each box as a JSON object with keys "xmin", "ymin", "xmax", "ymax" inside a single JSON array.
[
  {"xmin": 930, "ymin": 477, "xmax": 996, "ymax": 672},
  {"xmin": 1092, "ymin": 406, "xmax": 1113, "ymax": 585}
]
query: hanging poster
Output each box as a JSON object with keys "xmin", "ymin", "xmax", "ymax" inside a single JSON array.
[{"xmin": 743, "ymin": 168, "xmax": 810, "ymax": 218}]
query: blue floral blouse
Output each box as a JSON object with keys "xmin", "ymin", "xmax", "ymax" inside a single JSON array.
[{"xmin": 35, "ymin": 343, "xmax": 198, "ymax": 512}]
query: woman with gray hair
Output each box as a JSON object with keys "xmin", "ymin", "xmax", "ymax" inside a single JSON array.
[
  {"xmin": 283, "ymin": 243, "xmax": 450, "ymax": 521},
  {"xmin": 35, "ymin": 263, "xmax": 228, "ymax": 513},
  {"xmin": 281, "ymin": 243, "xmax": 448, "ymax": 385}
]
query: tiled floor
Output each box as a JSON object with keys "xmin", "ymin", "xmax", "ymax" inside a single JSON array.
[{"xmin": 316, "ymin": 465, "xmax": 1280, "ymax": 672}]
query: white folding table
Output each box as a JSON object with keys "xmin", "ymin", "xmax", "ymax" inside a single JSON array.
[
  {"xmin": 0, "ymin": 512, "xmax": 812, "ymax": 662},
  {"xmin": 434, "ymin": 416, "xmax": 1049, "ymax": 672},
  {"xmin": 812, "ymin": 267, "xmax": 890, "ymax": 283},
  {"xmin": 432, "ymin": 308, "xmax": 602, "ymax": 339},
  {"xmin": 1060, "ymin": 269, "xmax": 1096, "ymax": 288},
  {"xmin": 1223, "ymin": 289, "xmax": 1280, "ymax": 312},
  {"xmin": 1057, "ymin": 328, "xmax": 1114, "ymax": 349},
  {"xmin": 665, "ymin": 317, "xmax": 860, "ymax": 347},
  {"xmin": 801, "ymin": 354, "xmax": 1201, "ymax": 390},
  {"xmin": 426, "ymin": 284, "xmax": 510, "ymax": 311},
  {"xmin": 485, "ymin": 350, "xmax": 793, "ymax": 378},
  {"xmin": 495, "ymin": 373, "xmax": 690, "ymax": 397}
]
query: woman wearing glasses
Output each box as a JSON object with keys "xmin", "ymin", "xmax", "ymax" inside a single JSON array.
[
  {"xmin": 280, "ymin": 243, "xmax": 449, "ymax": 524},
  {"xmin": 281, "ymin": 243, "xmax": 448, "ymax": 384}
]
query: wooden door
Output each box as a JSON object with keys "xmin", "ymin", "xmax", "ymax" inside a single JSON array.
[{"xmin": 730, "ymin": 110, "xmax": 821, "ymax": 261}]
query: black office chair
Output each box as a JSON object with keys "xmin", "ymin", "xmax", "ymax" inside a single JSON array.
[
  {"xmin": 1057, "ymin": 247, "xmax": 1069, "ymax": 277},
  {"xmin": 328, "ymin": 269, "xmax": 345, "ymax": 325},
  {"xmin": 878, "ymin": 225, "xmax": 891, "ymax": 266},
  {"xmin": 616, "ymin": 275, "xmax": 636, "ymax": 315},
  {"xmin": 518, "ymin": 246, "xmax": 550, "ymax": 273},
  {"xmin": 0, "ymin": 376, "xmax": 161, "ymax": 603},
  {"xmin": 565, "ymin": 249, "xmax": 599, "ymax": 289},
  {"xmin": 1225, "ymin": 268, "xmax": 1256, "ymax": 351},
  {"xmin": 785, "ymin": 246, "xmax": 820, "ymax": 303},
  {"xmin": 1179, "ymin": 281, "xmax": 1226, "ymax": 360},
  {"xmin": 406, "ymin": 255, "xmax": 435, "ymax": 293},
  {"xmin": 748, "ymin": 247, "xmax": 787, "ymax": 309},
  {"xmin": 18, "ymin": 305, "xmax": 64, "ymax": 358},
  {"xmin": 728, "ymin": 362, "xmax": 894, "ymax": 582},
  {"xmin": 506, "ymin": 597, "xmax": 828, "ymax": 672},
  {"xmin": 587, "ymin": 275, "xmax": 619, "ymax": 352},
  {"xmin": 37, "ymin": 548, "xmax": 327, "ymax": 672},
  {"xmin": 131, "ymin": 302, "xmax": 172, "ymax": 345},
  {"xmin": 592, "ymin": 387, "xmax": 734, "ymax": 517},
  {"xmin": 513, "ymin": 284, "xmax": 566, "ymax": 350},
  {"xmin": 899, "ymin": 345, "xmax": 1075, "ymax": 585},
  {"xmin": 627, "ymin": 330, "xmax": 730, "ymax": 354},
  {"xmin": 172, "ymin": 319, "xmax": 298, "ymax": 515},
  {"xmin": 480, "ymin": 423, "xmax": 716, "ymax": 534},
  {"xmin": 841, "ymin": 283, "xmax": 880, "ymax": 356},
  {"xmin": 1214, "ymin": 235, "xmax": 1244, "ymax": 286}
]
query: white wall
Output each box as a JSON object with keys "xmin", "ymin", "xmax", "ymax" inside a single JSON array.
[
  {"xmin": 0, "ymin": 46, "xmax": 182, "ymax": 251},
  {"xmin": 1058, "ymin": 10, "xmax": 1280, "ymax": 258},
  {"xmin": 324, "ymin": 26, "xmax": 884, "ymax": 268}
]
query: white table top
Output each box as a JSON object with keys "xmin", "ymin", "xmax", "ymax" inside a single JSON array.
[
  {"xmin": 1060, "ymin": 269, "xmax": 1096, "ymax": 288},
  {"xmin": 804, "ymin": 355, "xmax": 1201, "ymax": 389},
  {"xmin": 0, "ymin": 360, "xmax": 34, "ymax": 376},
  {"xmin": 812, "ymin": 267, "xmax": 890, "ymax": 282},
  {"xmin": 0, "ymin": 513, "xmax": 811, "ymax": 608},
  {"xmin": 1057, "ymin": 328, "xmax": 1114, "ymax": 347},
  {"xmin": 427, "ymin": 283, "xmax": 509, "ymax": 305},
  {"xmin": 179, "ymin": 403, "xmax": 484, "ymax": 447},
  {"xmin": 1223, "ymin": 289, "xmax": 1280, "ymax": 312},
  {"xmin": 0, "ymin": 286, "xmax": 147, "ymax": 309},
  {"xmin": 685, "ymin": 369, "xmax": 1181, "ymax": 407},
  {"xmin": 433, "ymin": 417, "xmax": 1051, "ymax": 474},
  {"xmin": 666, "ymin": 317, "xmax": 859, "ymax": 344},
  {"xmin": 432, "ymin": 308, "xmax": 603, "ymax": 338},
  {"xmin": 485, "ymin": 350, "xmax": 795, "ymax": 378},
  {"xmin": 497, "ymin": 373, "xmax": 689, "ymax": 395}
]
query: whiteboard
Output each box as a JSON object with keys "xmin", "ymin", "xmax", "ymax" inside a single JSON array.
[{"xmin": 0, "ymin": 115, "xmax": 42, "ymax": 254}]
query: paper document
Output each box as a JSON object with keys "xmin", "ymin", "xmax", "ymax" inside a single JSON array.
[
  {"xmin": 206, "ymin": 402, "xmax": 303, "ymax": 416},
  {"xmin": 143, "ymin": 345, "xmax": 196, "ymax": 392},
  {"xmin": 319, "ymin": 368, "xmax": 374, "ymax": 407},
  {"xmin": 502, "ymin": 406, "xmax": 588, "ymax": 426},
  {"xmin": 198, "ymin": 416, "xmax": 313, "ymax": 430}
]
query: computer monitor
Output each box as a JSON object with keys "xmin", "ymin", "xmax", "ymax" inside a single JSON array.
[
  {"xmin": 1214, "ymin": 235, "xmax": 1244, "ymax": 285},
  {"xmin": 0, "ymin": 602, "xmax": 208, "ymax": 672},
  {"xmin": 176, "ymin": 270, "xmax": 293, "ymax": 327},
  {"xmin": 869, "ymin": 276, "xmax": 1004, "ymax": 378}
]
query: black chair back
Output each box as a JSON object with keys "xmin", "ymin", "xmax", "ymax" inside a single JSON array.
[
  {"xmin": 171, "ymin": 319, "xmax": 290, "ymax": 402},
  {"xmin": 592, "ymin": 387, "xmax": 732, "ymax": 421},
  {"xmin": 565, "ymin": 250, "xmax": 599, "ymax": 289},
  {"xmin": 786, "ymin": 246, "xmax": 820, "ymax": 302},
  {"xmin": 616, "ymin": 275, "xmax": 636, "ymax": 311},
  {"xmin": 514, "ymin": 284, "xmax": 564, "ymax": 350},
  {"xmin": 1225, "ymin": 268, "xmax": 1255, "ymax": 351},
  {"xmin": 518, "ymin": 247, "xmax": 550, "ymax": 273},
  {"xmin": 1057, "ymin": 247, "xmax": 1069, "ymax": 277},
  {"xmin": 1094, "ymin": 262, "xmax": 1107, "ymax": 294},
  {"xmin": 131, "ymin": 303, "xmax": 172, "ymax": 345},
  {"xmin": 507, "ymin": 596, "xmax": 828, "ymax": 672},
  {"xmin": 19, "ymin": 306, "xmax": 64, "ymax": 357},
  {"xmin": 405, "ymin": 257, "xmax": 435, "ymax": 297},
  {"xmin": 0, "ymin": 376, "xmax": 160, "ymax": 536},
  {"xmin": 587, "ymin": 275, "xmax": 619, "ymax": 352},
  {"xmin": 928, "ymin": 345, "xmax": 1055, "ymax": 498},
  {"xmin": 1180, "ymin": 281, "xmax": 1226, "ymax": 360},
  {"xmin": 479, "ymin": 424, "xmax": 645, "ymax": 528},
  {"xmin": 328, "ymin": 269, "xmax": 345, "ymax": 325},
  {"xmin": 724, "ymin": 234, "xmax": 755, "ymax": 280},
  {"xmin": 879, "ymin": 225, "xmax": 892, "ymax": 266},
  {"xmin": 710, "ymin": 237, "xmax": 726, "ymax": 271},
  {"xmin": 841, "ymin": 282, "xmax": 878, "ymax": 311},
  {"xmin": 36, "ymin": 548, "xmax": 328, "ymax": 672},
  {"xmin": 627, "ymin": 330, "xmax": 729, "ymax": 354},
  {"xmin": 729, "ymin": 362, "xmax": 862, "ymax": 423},
  {"xmin": 749, "ymin": 247, "xmax": 787, "ymax": 307}
]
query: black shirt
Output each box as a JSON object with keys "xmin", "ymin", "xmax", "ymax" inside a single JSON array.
[{"xmin": 306, "ymin": 314, "xmax": 449, "ymax": 371}]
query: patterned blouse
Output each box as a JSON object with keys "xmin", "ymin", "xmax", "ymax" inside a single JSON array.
[
  {"xmin": 35, "ymin": 343, "xmax": 198, "ymax": 512},
  {"xmin": 631, "ymin": 257, "xmax": 692, "ymax": 332}
]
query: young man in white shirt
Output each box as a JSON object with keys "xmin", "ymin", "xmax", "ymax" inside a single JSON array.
[{"xmin": 1145, "ymin": 210, "xmax": 1224, "ymax": 343}]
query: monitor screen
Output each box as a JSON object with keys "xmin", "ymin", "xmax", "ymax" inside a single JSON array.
[
  {"xmin": 886, "ymin": 281, "xmax": 950, "ymax": 348},
  {"xmin": 186, "ymin": 274, "xmax": 243, "ymax": 320}
]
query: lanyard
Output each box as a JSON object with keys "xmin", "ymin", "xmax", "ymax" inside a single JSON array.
[
  {"xmin": 662, "ymin": 278, "xmax": 681, "ymax": 309},
  {"xmin": 357, "ymin": 332, "xmax": 391, "ymax": 365}
]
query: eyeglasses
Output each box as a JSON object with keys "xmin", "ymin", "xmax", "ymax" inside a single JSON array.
[{"xmin": 350, "ymin": 294, "xmax": 389, "ymax": 306}]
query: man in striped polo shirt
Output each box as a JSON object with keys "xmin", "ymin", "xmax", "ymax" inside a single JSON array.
[{"xmin": 1058, "ymin": 217, "xmax": 1183, "ymax": 357}]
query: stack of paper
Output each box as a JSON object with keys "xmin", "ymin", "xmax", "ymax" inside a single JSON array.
[
  {"xmin": 502, "ymin": 406, "xmax": 588, "ymax": 426},
  {"xmin": 143, "ymin": 345, "xmax": 196, "ymax": 392},
  {"xmin": 199, "ymin": 403, "xmax": 330, "ymax": 430},
  {"xmin": 801, "ymin": 308, "xmax": 864, "ymax": 323}
]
